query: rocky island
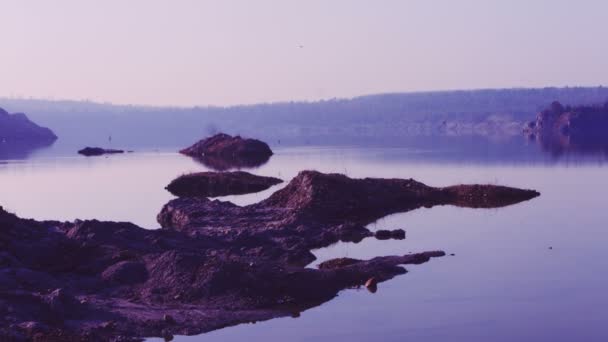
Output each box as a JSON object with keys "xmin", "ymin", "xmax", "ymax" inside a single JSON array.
[
  {"xmin": 0, "ymin": 171, "xmax": 539, "ymax": 341},
  {"xmin": 180, "ymin": 133, "xmax": 273, "ymax": 170},
  {"xmin": 78, "ymin": 147, "xmax": 125, "ymax": 157},
  {"xmin": 166, "ymin": 171, "xmax": 283, "ymax": 197}
]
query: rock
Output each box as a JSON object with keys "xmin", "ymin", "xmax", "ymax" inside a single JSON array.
[
  {"xmin": 375, "ymin": 229, "xmax": 405, "ymax": 240},
  {"xmin": 163, "ymin": 314, "xmax": 175, "ymax": 324},
  {"xmin": 375, "ymin": 230, "xmax": 392, "ymax": 240},
  {"xmin": 43, "ymin": 288, "xmax": 83, "ymax": 318},
  {"xmin": 17, "ymin": 321, "xmax": 49, "ymax": 335},
  {"xmin": 180, "ymin": 133, "xmax": 273, "ymax": 159},
  {"xmin": 180, "ymin": 133, "xmax": 273, "ymax": 171},
  {"xmin": 100, "ymin": 321, "xmax": 116, "ymax": 329},
  {"xmin": 159, "ymin": 171, "xmax": 539, "ymax": 256},
  {"xmin": 193, "ymin": 154, "xmax": 272, "ymax": 171},
  {"xmin": 101, "ymin": 261, "xmax": 148, "ymax": 285},
  {"xmin": 165, "ymin": 171, "xmax": 283, "ymax": 197},
  {"xmin": 318, "ymin": 258, "xmax": 362, "ymax": 270},
  {"xmin": 78, "ymin": 147, "xmax": 125, "ymax": 156},
  {"xmin": 390, "ymin": 229, "xmax": 406, "ymax": 240},
  {"xmin": 365, "ymin": 277, "xmax": 378, "ymax": 293}
]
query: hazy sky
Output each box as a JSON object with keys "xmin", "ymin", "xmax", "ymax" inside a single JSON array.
[{"xmin": 1, "ymin": 0, "xmax": 607, "ymax": 106}]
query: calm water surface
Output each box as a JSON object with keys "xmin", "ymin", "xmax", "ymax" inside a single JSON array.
[{"xmin": 1, "ymin": 146, "xmax": 606, "ymax": 341}]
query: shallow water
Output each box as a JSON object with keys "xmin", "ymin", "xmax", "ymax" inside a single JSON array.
[{"xmin": 1, "ymin": 145, "xmax": 607, "ymax": 341}]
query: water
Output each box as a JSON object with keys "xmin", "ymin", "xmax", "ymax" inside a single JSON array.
[{"xmin": 1, "ymin": 143, "xmax": 607, "ymax": 341}]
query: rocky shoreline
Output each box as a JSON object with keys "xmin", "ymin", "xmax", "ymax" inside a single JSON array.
[{"xmin": 0, "ymin": 171, "xmax": 539, "ymax": 341}]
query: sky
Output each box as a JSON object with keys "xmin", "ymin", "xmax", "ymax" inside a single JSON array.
[{"xmin": 1, "ymin": 0, "xmax": 607, "ymax": 107}]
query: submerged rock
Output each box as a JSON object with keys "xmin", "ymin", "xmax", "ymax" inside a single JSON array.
[
  {"xmin": 180, "ymin": 133, "xmax": 273, "ymax": 171},
  {"xmin": 166, "ymin": 171, "xmax": 283, "ymax": 197},
  {"xmin": 78, "ymin": 147, "xmax": 125, "ymax": 157},
  {"xmin": 375, "ymin": 229, "xmax": 406, "ymax": 240}
]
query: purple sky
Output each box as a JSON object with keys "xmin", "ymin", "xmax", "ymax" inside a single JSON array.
[{"xmin": 1, "ymin": 0, "xmax": 607, "ymax": 106}]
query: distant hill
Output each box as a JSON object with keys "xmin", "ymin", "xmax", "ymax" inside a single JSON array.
[{"xmin": 1, "ymin": 87, "xmax": 608, "ymax": 150}]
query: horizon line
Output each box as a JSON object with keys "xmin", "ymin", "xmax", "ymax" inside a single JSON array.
[{"xmin": 1, "ymin": 85, "xmax": 606, "ymax": 111}]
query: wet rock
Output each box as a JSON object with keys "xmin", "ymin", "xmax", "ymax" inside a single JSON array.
[
  {"xmin": 17, "ymin": 321, "xmax": 49, "ymax": 335},
  {"xmin": 390, "ymin": 229, "xmax": 406, "ymax": 240},
  {"xmin": 375, "ymin": 229, "xmax": 406, "ymax": 240},
  {"xmin": 43, "ymin": 288, "xmax": 83, "ymax": 319},
  {"xmin": 163, "ymin": 314, "xmax": 175, "ymax": 324},
  {"xmin": 318, "ymin": 258, "xmax": 362, "ymax": 270},
  {"xmin": 166, "ymin": 171, "xmax": 282, "ymax": 197},
  {"xmin": 180, "ymin": 133, "xmax": 273, "ymax": 159},
  {"xmin": 100, "ymin": 321, "xmax": 116, "ymax": 330},
  {"xmin": 78, "ymin": 147, "xmax": 124, "ymax": 157},
  {"xmin": 365, "ymin": 277, "xmax": 378, "ymax": 293}
]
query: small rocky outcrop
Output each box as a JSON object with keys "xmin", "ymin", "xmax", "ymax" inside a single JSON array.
[
  {"xmin": 180, "ymin": 133, "xmax": 273, "ymax": 171},
  {"xmin": 78, "ymin": 147, "xmax": 124, "ymax": 156},
  {"xmin": 0, "ymin": 107, "xmax": 57, "ymax": 145},
  {"xmin": 375, "ymin": 229, "xmax": 406, "ymax": 240},
  {"xmin": 166, "ymin": 171, "xmax": 283, "ymax": 197}
]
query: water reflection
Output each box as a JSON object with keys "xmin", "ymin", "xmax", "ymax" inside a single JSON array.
[
  {"xmin": 0, "ymin": 141, "xmax": 56, "ymax": 160},
  {"xmin": 527, "ymin": 133, "xmax": 608, "ymax": 160},
  {"xmin": 190, "ymin": 153, "xmax": 271, "ymax": 171}
]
